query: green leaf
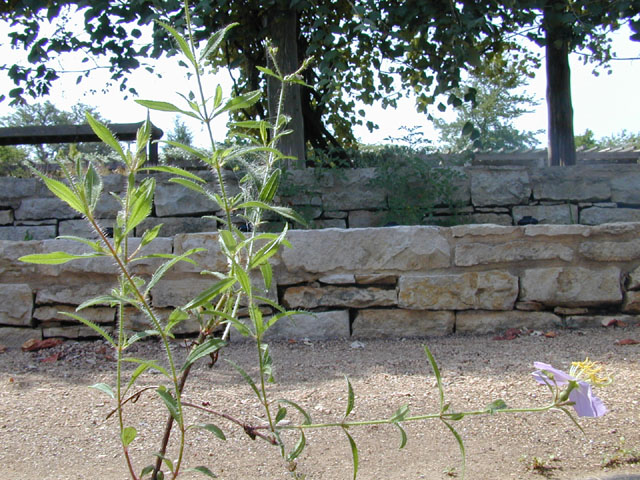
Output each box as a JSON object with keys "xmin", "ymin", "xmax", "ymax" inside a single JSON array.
[
  {"xmin": 344, "ymin": 376, "xmax": 355, "ymax": 419},
  {"xmin": 18, "ymin": 251, "xmax": 103, "ymax": 265},
  {"xmin": 184, "ymin": 277, "xmax": 236, "ymax": 309},
  {"xmin": 275, "ymin": 406, "xmax": 287, "ymax": 424},
  {"xmin": 126, "ymin": 329, "xmax": 161, "ymax": 346},
  {"xmin": 169, "ymin": 177, "xmax": 207, "ymax": 195},
  {"xmin": 256, "ymin": 65, "xmax": 281, "ymax": 80},
  {"xmin": 235, "ymin": 201, "xmax": 308, "ymax": 226},
  {"xmin": 59, "ymin": 311, "xmax": 115, "ymax": 346},
  {"xmin": 226, "ymin": 359, "xmax": 261, "ymax": 400},
  {"xmin": 140, "ymin": 465, "xmax": 155, "ymax": 478},
  {"xmin": 155, "ymin": 453, "xmax": 174, "ymax": 474},
  {"xmin": 193, "ymin": 423, "xmax": 226, "ymax": 441},
  {"xmin": 187, "ymin": 466, "xmax": 217, "ymax": 478},
  {"xmin": 219, "ymin": 90, "xmax": 261, "ymax": 114},
  {"xmin": 35, "ymin": 174, "xmax": 85, "ymax": 214},
  {"xmin": 424, "ymin": 345, "xmax": 445, "ymax": 410},
  {"xmin": 260, "ymin": 341, "xmax": 274, "ymax": 382},
  {"xmin": 259, "ymin": 169, "xmax": 280, "ymax": 203},
  {"xmin": 121, "ymin": 426, "xmax": 137, "ymax": 447},
  {"xmin": 213, "ymin": 84, "xmax": 223, "ymax": 109},
  {"xmin": 287, "ymin": 430, "xmax": 306, "ymax": 462},
  {"xmin": 142, "ymin": 165, "xmax": 205, "ymax": 183},
  {"xmin": 84, "ymin": 162, "xmax": 103, "ymax": 211},
  {"xmin": 442, "ymin": 419, "xmax": 466, "ymax": 479},
  {"xmin": 125, "ymin": 178, "xmax": 155, "ymax": 236},
  {"xmin": 462, "ymin": 121, "xmax": 474, "ymax": 137},
  {"xmin": 486, "ymin": 399, "xmax": 508, "ymax": 414},
  {"xmin": 390, "ymin": 404, "xmax": 409, "ymax": 423},
  {"xmin": 235, "ymin": 266, "xmax": 252, "ymax": 298},
  {"xmin": 199, "ymin": 23, "xmax": 238, "ymax": 61},
  {"xmin": 156, "ymin": 386, "xmax": 181, "ymax": 422},
  {"xmin": 144, "ymin": 248, "xmax": 206, "ymax": 297},
  {"xmin": 90, "ymin": 382, "xmax": 115, "ymax": 399},
  {"xmin": 344, "ymin": 429, "xmax": 359, "ymax": 480},
  {"xmin": 121, "ymin": 357, "xmax": 171, "ymax": 379},
  {"xmin": 135, "ymin": 100, "xmax": 196, "ymax": 119},
  {"xmin": 57, "ymin": 236, "xmax": 104, "ymax": 253},
  {"xmin": 260, "ymin": 262, "xmax": 273, "ymax": 290},
  {"xmin": 181, "ymin": 337, "xmax": 226, "ymax": 372},
  {"xmin": 86, "ymin": 113, "xmax": 126, "ymax": 159},
  {"xmin": 157, "ymin": 21, "xmax": 195, "ymax": 66},
  {"xmin": 140, "ymin": 223, "xmax": 163, "ymax": 248},
  {"xmin": 278, "ymin": 399, "xmax": 312, "ymax": 425},
  {"xmin": 394, "ymin": 422, "xmax": 408, "ymax": 449}
]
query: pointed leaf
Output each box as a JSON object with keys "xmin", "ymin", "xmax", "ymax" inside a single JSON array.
[
  {"xmin": 144, "ymin": 248, "xmax": 206, "ymax": 296},
  {"xmin": 225, "ymin": 359, "xmax": 261, "ymax": 399},
  {"xmin": 184, "ymin": 277, "xmax": 236, "ymax": 309},
  {"xmin": 256, "ymin": 65, "xmax": 281, "ymax": 80},
  {"xmin": 19, "ymin": 251, "xmax": 103, "ymax": 265},
  {"xmin": 394, "ymin": 422, "xmax": 408, "ymax": 449},
  {"xmin": 86, "ymin": 113, "xmax": 126, "ymax": 159},
  {"xmin": 486, "ymin": 399, "xmax": 508, "ymax": 414},
  {"xmin": 275, "ymin": 406, "xmax": 287, "ymax": 424},
  {"xmin": 156, "ymin": 387, "xmax": 181, "ymax": 422},
  {"xmin": 344, "ymin": 376, "xmax": 355, "ymax": 419},
  {"xmin": 344, "ymin": 429, "xmax": 359, "ymax": 480},
  {"xmin": 142, "ymin": 165, "xmax": 205, "ymax": 182},
  {"xmin": 259, "ymin": 169, "xmax": 280, "ymax": 203},
  {"xmin": 193, "ymin": 423, "xmax": 226, "ymax": 441},
  {"xmin": 181, "ymin": 337, "xmax": 226, "ymax": 372},
  {"xmin": 442, "ymin": 419, "xmax": 466, "ymax": 479},
  {"xmin": 169, "ymin": 177, "xmax": 207, "ymax": 195},
  {"xmin": 35, "ymin": 174, "xmax": 85, "ymax": 214},
  {"xmin": 424, "ymin": 345, "xmax": 445, "ymax": 410},
  {"xmin": 140, "ymin": 223, "xmax": 163, "ymax": 248},
  {"xmin": 200, "ymin": 23, "xmax": 238, "ymax": 61},
  {"xmin": 59, "ymin": 311, "xmax": 115, "ymax": 345},
  {"xmin": 219, "ymin": 90, "xmax": 261, "ymax": 114},
  {"xmin": 390, "ymin": 404, "xmax": 409, "ymax": 423},
  {"xmin": 260, "ymin": 262, "xmax": 273, "ymax": 290},
  {"xmin": 287, "ymin": 430, "xmax": 306, "ymax": 462},
  {"xmin": 157, "ymin": 21, "xmax": 195, "ymax": 66},
  {"xmin": 278, "ymin": 399, "xmax": 312, "ymax": 425},
  {"xmin": 90, "ymin": 382, "xmax": 115, "ymax": 399},
  {"xmin": 187, "ymin": 466, "xmax": 217, "ymax": 478},
  {"xmin": 121, "ymin": 426, "xmax": 137, "ymax": 447}
]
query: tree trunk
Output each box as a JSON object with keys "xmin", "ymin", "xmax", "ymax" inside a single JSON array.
[
  {"xmin": 544, "ymin": 1, "xmax": 576, "ymax": 166},
  {"xmin": 266, "ymin": 9, "xmax": 306, "ymax": 168}
]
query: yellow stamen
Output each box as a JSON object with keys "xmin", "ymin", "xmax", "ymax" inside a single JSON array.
[{"xmin": 570, "ymin": 358, "xmax": 612, "ymax": 386}]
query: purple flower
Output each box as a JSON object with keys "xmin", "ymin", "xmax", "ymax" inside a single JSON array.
[{"xmin": 532, "ymin": 361, "xmax": 607, "ymax": 417}]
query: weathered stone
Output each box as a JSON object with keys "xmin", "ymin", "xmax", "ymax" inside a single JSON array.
[
  {"xmin": 398, "ymin": 271, "xmax": 517, "ymax": 311},
  {"xmin": 515, "ymin": 301, "xmax": 545, "ymax": 311},
  {"xmin": 579, "ymin": 238, "xmax": 640, "ymax": 261},
  {"xmin": 611, "ymin": 173, "xmax": 640, "ymax": 204},
  {"xmin": 15, "ymin": 198, "xmax": 78, "ymax": 221},
  {"xmin": 121, "ymin": 307, "xmax": 200, "ymax": 334},
  {"xmin": 0, "ymin": 240, "xmax": 47, "ymax": 281},
  {"xmin": 323, "ymin": 210, "xmax": 348, "ymax": 219},
  {"xmin": 352, "ymin": 309, "xmax": 454, "ymax": 338},
  {"xmin": 279, "ymin": 226, "xmax": 450, "ymax": 282},
  {"xmin": 520, "ymin": 266, "xmax": 622, "ymax": 307},
  {"xmin": 58, "ymin": 219, "xmax": 117, "ymax": 238},
  {"xmin": 318, "ymin": 274, "xmax": 356, "ymax": 284},
  {"xmin": 468, "ymin": 213, "xmax": 513, "ymax": 225},
  {"xmin": 151, "ymin": 276, "xmax": 221, "ymax": 308},
  {"xmin": 34, "ymin": 305, "xmax": 114, "ymax": 324},
  {"xmin": 622, "ymin": 291, "xmax": 640, "ymax": 313},
  {"xmin": 0, "ymin": 177, "xmax": 37, "ymax": 206},
  {"xmin": 322, "ymin": 168, "xmax": 387, "ymax": 210},
  {"xmin": 154, "ymin": 182, "xmax": 216, "ymax": 217},
  {"xmin": 470, "ymin": 168, "xmax": 531, "ymax": 206},
  {"xmin": 564, "ymin": 315, "xmax": 640, "ymax": 329},
  {"xmin": 553, "ymin": 306, "xmax": 589, "ymax": 315},
  {"xmin": 283, "ymin": 285, "xmax": 396, "ymax": 309},
  {"xmin": 312, "ymin": 219, "xmax": 346, "ymax": 229},
  {"xmin": 513, "ymin": 204, "xmax": 578, "ymax": 225},
  {"xmin": 260, "ymin": 310, "xmax": 350, "ymax": 340},
  {"xmin": 354, "ymin": 274, "xmax": 398, "ymax": 285},
  {"xmin": 531, "ymin": 167, "xmax": 610, "ymax": 202},
  {"xmin": 348, "ymin": 210, "xmax": 387, "ymax": 228},
  {"xmin": 626, "ymin": 265, "xmax": 640, "ymax": 290},
  {"xmin": 523, "ymin": 224, "xmax": 592, "ymax": 237},
  {"xmin": 42, "ymin": 325, "xmax": 112, "ymax": 339},
  {"xmin": 35, "ymin": 279, "xmax": 111, "ymax": 305},
  {"xmin": 93, "ymin": 194, "xmax": 122, "ymax": 218},
  {"xmin": 0, "ymin": 326, "xmax": 39, "ymax": 348},
  {"xmin": 455, "ymin": 240, "xmax": 574, "ymax": 266},
  {"xmin": 455, "ymin": 310, "xmax": 561, "ymax": 334},
  {"xmin": 0, "ymin": 210, "xmax": 13, "ymax": 225},
  {"xmin": 580, "ymin": 207, "xmax": 640, "ymax": 225},
  {"xmin": 136, "ymin": 216, "xmax": 218, "ymax": 237},
  {"xmin": 451, "ymin": 224, "xmax": 518, "ymax": 237},
  {"xmin": 172, "ymin": 233, "xmax": 227, "ymax": 274},
  {"xmin": 0, "ymin": 284, "xmax": 33, "ymax": 326},
  {"xmin": 0, "ymin": 225, "xmax": 56, "ymax": 241}
]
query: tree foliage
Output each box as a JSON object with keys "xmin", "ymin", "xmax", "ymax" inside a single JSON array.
[
  {"xmin": 575, "ymin": 128, "xmax": 640, "ymax": 149},
  {"xmin": 434, "ymin": 56, "xmax": 542, "ymax": 152}
]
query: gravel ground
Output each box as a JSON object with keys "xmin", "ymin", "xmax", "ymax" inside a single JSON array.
[{"xmin": 1, "ymin": 326, "xmax": 639, "ymax": 480}]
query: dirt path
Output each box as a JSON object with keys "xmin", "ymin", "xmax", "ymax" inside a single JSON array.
[{"xmin": 1, "ymin": 326, "xmax": 639, "ymax": 480}]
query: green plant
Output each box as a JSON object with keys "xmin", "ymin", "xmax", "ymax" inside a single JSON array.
[
  {"xmin": 602, "ymin": 437, "xmax": 640, "ymax": 469},
  {"xmin": 17, "ymin": 8, "xmax": 613, "ymax": 480},
  {"xmin": 521, "ymin": 455, "xmax": 561, "ymax": 478}
]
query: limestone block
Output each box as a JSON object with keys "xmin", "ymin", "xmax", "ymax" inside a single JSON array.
[
  {"xmin": 455, "ymin": 310, "xmax": 561, "ymax": 334},
  {"xmin": 513, "ymin": 204, "xmax": 578, "ymax": 225},
  {"xmin": 322, "ymin": 169, "xmax": 387, "ymax": 210},
  {"xmin": 0, "ymin": 177, "xmax": 37, "ymax": 206},
  {"xmin": 313, "ymin": 219, "xmax": 346, "ymax": 229},
  {"xmin": 355, "ymin": 274, "xmax": 398, "ymax": 285},
  {"xmin": 283, "ymin": 285, "xmax": 396, "ymax": 309},
  {"xmin": 348, "ymin": 210, "xmax": 387, "ymax": 228},
  {"xmin": 626, "ymin": 265, "xmax": 640, "ymax": 290},
  {"xmin": 0, "ymin": 225, "xmax": 56, "ymax": 241},
  {"xmin": 261, "ymin": 310, "xmax": 350, "ymax": 340},
  {"xmin": 468, "ymin": 213, "xmax": 513, "ymax": 225},
  {"xmin": 352, "ymin": 309, "xmax": 454, "ymax": 338},
  {"xmin": 455, "ymin": 240, "xmax": 574, "ymax": 266},
  {"xmin": 0, "ymin": 210, "xmax": 13, "ymax": 225},
  {"xmin": 136, "ymin": 216, "xmax": 218, "ymax": 237},
  {"xmin": 42, "ymin": 325, "xmax": 112, "ymax": 339},
  {"xmin": 553, "ymin": 306, "xmax": 588, "ymax": 315},
  {"xmin": 35, "ymin": 280, "xmax": 111, "ymax": 305},
  {"xmin": 611, "ymin": 173, "xmax": 640, "ymax": 204},
  {"xmin": 451, "ymin": 224, "xmax": 518, "ymax": 237},
  {"xmin": 322, "ymin": 210, "xmax": 348, "ymax": 219},
  {"xmin": 93, "ymin": 194, "xmax": 122, "ymax": 218},
  {"xmin": 15, "ymin": 197, "xmax": 78, "ymax": 221},
  {"xmin": 0, "ymin": 326, "xmax": 39, "ymax": 348},
  {"xmin": 470, "ymin": 168, "xmax": 531, "ymax": 206},
  {"xmin": 172, "ymin": 233, "xmax": 227, "ymax": 274},
  {"xmin": 58, "ymin": 219, "xmax": 117, "ymax": 238},
  {"xmin": 151, "ymin": 276, "xmax": 220, "ymax": 308},
  {"xmin": 579, "ymin": 238, "xmax": 640, "ymax": 261},
  {"xmin": 520, "ymin": 266, "xmax": 622, "ymax": 307},
  {"xmin": 121, "ymin": 307, "xmax": 199, "ymax": 334},
  {"xmin": 318, "ymin": 274, "xmax": 356, "ymax": 284},
  {"xmin": 154, "ymin": 182, "xmax": 215, "ymax": 217},
  {"xmin": 0, "ymin": 284, "xmax": 33, "ymax": 326},
  {"xmin": 580, "ymin": 207, "xmax": 640, "ymax": 225},
  {"xmin": 279, "ymin": 226, "xmax": 450, "ymax": 282},
  {"xmin": 532, "ymin": 167, "xmax": 610, "ymax": 202},
  {"xmin": 515, "ymin": 301, "xmax": 545, "ymax": 311},
  {"xmin": 622, "ymin": 291, "xmax": 640, "ymax": 313},
  {"xmin": 0, "ymin": 240, "xmax": 46, "ymax": 280},
  {"xmin": 523, "ymin": 224, "xmax": 592, "ymax": 237},
  {"xmin": 398, "ymin": 271, "xmax": 518, "ymax": 311},
  {"xmin": 564, "ymin": 315, "xmax": 640, "ymax": 329},
  {"xmin": 34, "ymin": 305, "xmax": 114, "ymax": 324}
]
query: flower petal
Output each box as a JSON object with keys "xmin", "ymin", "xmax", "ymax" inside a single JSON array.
[
  {"xmin": 570, "ymin": 381, "xmax": 607, "ymax": 417},
  {"xmin": 532, "ymin": 362, "xmax": 574, "ymax": 386}
]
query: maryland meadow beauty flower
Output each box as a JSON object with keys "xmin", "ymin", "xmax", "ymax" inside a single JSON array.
[{"xmin": 532, "ymin": 361, "xmax": 609, "ymax": 418}]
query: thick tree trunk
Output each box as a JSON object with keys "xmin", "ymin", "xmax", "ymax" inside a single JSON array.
[
  {"xmin": 266, "ymin": 9, "xmax": 306, "ymax": 168},
  {"xmin": 544, "ymin": 1, "xmax": 576, "ymax": 166}
]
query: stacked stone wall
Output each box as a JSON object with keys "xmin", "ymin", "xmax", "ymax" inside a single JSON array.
[{"xmin": 2, "ymin": 223, "xmax": 640, "ymax": 342}]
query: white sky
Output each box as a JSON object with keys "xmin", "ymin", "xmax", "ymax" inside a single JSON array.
[{"xmin": 0, "ymin": 20, "xmax": 638, "ymax": 149}]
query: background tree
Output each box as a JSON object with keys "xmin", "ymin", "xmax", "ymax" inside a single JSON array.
[
  {"xmin": 575, "ymin": 128, "xmax": 640, "ymax": 149},
  {"xmin": 0, "ymin": 100, "xmax": 111, "ymax": 163},
  {"xmin": 433, "ymin": 56, "xmax": 542, "ymax": 152}
]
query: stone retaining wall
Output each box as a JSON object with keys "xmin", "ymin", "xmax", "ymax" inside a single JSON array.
[
  {"xmin": 2, "ymin": 164, "xmax": 640, "ymax": 241},
  {"xmin": 2, "ymin": 223, "xmax": 640, "ymax": 342}
]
